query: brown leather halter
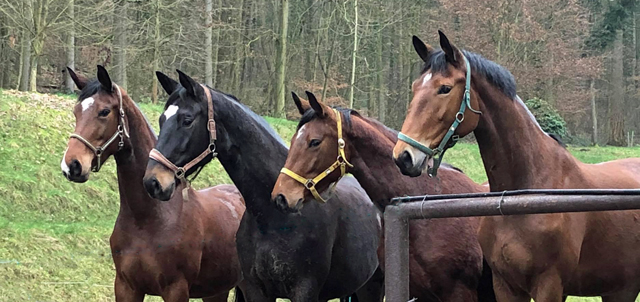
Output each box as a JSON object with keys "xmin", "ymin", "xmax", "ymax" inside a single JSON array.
[
  {"xmin": 69, "ymin": 84, "xmax": 130, "ymax": 172},
  {"xmin": 148, "ymin": 85, "xmax": 216, "ymax": 200}
]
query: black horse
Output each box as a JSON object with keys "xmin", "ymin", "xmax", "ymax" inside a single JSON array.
[{"xmin": 142, "ymin": 70, "xmax": 384, "ymax": 302}]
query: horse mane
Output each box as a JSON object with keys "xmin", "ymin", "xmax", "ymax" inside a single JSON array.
[
  {"xmin": 298, "ymin": 106, "xmax": 466, "ymax": 174},
  {"xmin": 77, "ymin": 80, "xmax": 106, "ymax": 101},
  {"xmin": 422, "ymin": 49, "xmax": 517, "ymax": 100}
]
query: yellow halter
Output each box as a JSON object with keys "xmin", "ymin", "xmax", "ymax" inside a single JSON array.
[{"xmin": 280, "ymin": 108, "xmax": 353, "ymax": 203}]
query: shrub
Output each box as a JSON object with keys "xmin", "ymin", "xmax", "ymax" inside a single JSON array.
[{"xmin": 524, "ymin": 97, "xmax": 568, "ymax": 138}]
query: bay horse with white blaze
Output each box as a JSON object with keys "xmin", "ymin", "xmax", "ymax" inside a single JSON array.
[
  {"xmin": 143, "ymin": 70, "xmax": 383, "ymax": 302},
  {"xmin": 60, "ymin": 66, "xmax": 245, "ymax": 302},
  {"xmin": 271, "ymin": 91, "xmax": 497, "ymax": 302},
  {"xmin": 393, "ymin": 31, "xmax": 640, "ymax": 301}
]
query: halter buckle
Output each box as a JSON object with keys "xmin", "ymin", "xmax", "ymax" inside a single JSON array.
[{"xmin": 207, "ymin": 119, "xmax": 216, "ymax": 132}]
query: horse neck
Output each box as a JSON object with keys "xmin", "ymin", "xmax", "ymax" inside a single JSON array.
[
  {"xmin": 472, "ymin": 77, "xmax": 575, "ymax": 190},
  {"xmin": 113, "ymin": 96, "xmax": 177, "ymax": 221},
  {"xmin": 213, "ymin": 93, "xmax": 286, "ymax": 215},
  {"xmin": 348, "ymin": 116, "xmax": 442, "ymax": 207}
]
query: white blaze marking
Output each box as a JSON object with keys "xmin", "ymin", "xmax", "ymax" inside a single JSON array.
[
  {"xmin": 164, "ymin": 105, "xmax": 179, "ymax": 120},
  {"xmin": 296, "ymin": 124, "xmax": 307, "ymax": 140},
  {"xmin": 422, "ymin": 73, "xmax": 432, "ymax": 87},
  {"xmin": 61, "ymin": 148, "xmax": 70, "ymax": 174},
  {"xmin": 81, "ymin": 98, "xmax": 95, "ymax": 112}
]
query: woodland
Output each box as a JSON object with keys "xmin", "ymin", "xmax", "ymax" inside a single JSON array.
[{"xmin": 0, "ymin": 0, "xmax": 639, "ymax": 145}]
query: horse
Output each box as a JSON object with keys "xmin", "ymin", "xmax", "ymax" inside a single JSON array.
[
  {"xmin": 270, "ymin": 91, "xmax": 496, "ymax": 302},
  {"xmin": 60, "ymin": 66, "xmax": 246, "ymax": 302},
  {"xmin": 142, "ymin": 70, "xmax": 384, "ymax": 302},
  {"xmin": 393, "ymin": 31, "xmax": 640, "ymax": 302}
]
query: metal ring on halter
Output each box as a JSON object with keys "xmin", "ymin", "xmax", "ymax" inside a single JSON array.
[
  {"xmin": 175, "ymin": 167, "xmax": 186, "ymax": 179},
  {"xmin": 456, "ymin": 112, "xmax": 465, "ymax": 123},
  {"xmin": 305, "ymin": 180, "xmax": 315, "ymax": 189},
  {"xmin": 208, "ymin": 143, "xmax": 216, "ymax": 153},
  {"xmin": 337, "ymin": 156, "xmax": 345, "ymax": 163},
  {"xmin": 338, "ymin": 138, "xmax": 346, "ymax": 149}
]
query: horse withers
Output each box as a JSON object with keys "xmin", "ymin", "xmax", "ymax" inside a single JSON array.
[
  {"xmin": 143, "ymin": 70, "xmax": 383, "ymax": 302},
  {"xmin": 60, "ymin": 66, "xmax": 245, "ymax": 302},
  {"xmin": 393, "ymin": 31, "xmax": 640, "ymax": 302}
]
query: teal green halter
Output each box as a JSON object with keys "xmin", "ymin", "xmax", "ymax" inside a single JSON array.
[{"xmin": 398, "ymin": 55, "xmax": 481, "ymax": 176}]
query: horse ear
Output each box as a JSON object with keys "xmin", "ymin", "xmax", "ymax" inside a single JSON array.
[
  {"xmin": 176, "ymin": 69, "xmax": 200, "ymax": 98},
  {"xmin": 96, "ymin": 65, "xmax": 113, "ymax": 92},
  {"xmin": 291, "ymin": 91, "xmax": 310, "ymax": 115},
  {"xmin": 306, "ymin": 91, "xmax": 325, "ymax": 118},
  {"xmin": 413, "ymin": 36, "xmax": 435, "ymax": 63},
  {"xmin": 156, "ymin": 71, "xmax": 179, "ymax": 95},
  {"xmin": 66, "ymin": 67, "xmax": 88, "ymax": 90},
  {"xmin": 438, "ymin": 30, "xmax": 461, "ymax": 65}
]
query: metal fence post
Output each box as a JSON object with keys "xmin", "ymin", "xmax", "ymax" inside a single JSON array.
[{"xmin": 384, "ymin": 205, "xmax": 410, "ymax": 302}]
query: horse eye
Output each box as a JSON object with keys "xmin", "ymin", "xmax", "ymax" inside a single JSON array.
[
  {"xmin": 308, "ymin": 139, "xmax": 322, "ymax": 148},
  {"xmin": 183, "ymin": 118, "xmax": 194, "ymax": 126},
  {"xmin": 438, "ymin": 85, "xmax": 452, "ymax": 94},
  {"xmin": 98, "ymin": 109, "xmax": 111, "ymax": 117}
]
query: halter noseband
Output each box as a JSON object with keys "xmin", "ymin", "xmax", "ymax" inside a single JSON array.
[
  {"xmin": 69, "ymin": 84, "xmax": 129, "ymax": 172},
  {"xmin": 397, "ymin": 55, "xmax": 481, "ymax": 176},
  {"xmin": 280, "ymin": 108, "xmax": 353, "ymax": 203},
  {"xmin": 148, "ymin": 85, "xmax": 217, "ymax": 200}
]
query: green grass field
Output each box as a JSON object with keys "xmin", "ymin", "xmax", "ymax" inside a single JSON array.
[{"xmin": 1, "ymin": 89, "xmax": 639, "ymax": 301}]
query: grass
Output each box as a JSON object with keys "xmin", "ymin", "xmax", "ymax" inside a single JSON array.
[{"xmin": 1, "ymin": 89, "xmax": 639, "ymax": 301}]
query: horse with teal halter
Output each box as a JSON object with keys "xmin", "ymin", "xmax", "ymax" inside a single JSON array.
[{"xmin": 397, "ymin": 55, "xmax": 481, "ymax": 176}]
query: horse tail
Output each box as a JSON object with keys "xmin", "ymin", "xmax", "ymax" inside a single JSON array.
[{"xmin": 477, "ymin": 257, "xmax": 497, "ymax": 302}]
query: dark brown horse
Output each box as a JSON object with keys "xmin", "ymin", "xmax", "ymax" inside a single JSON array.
[
  {"xmin": 393, "ymin": 31, "xmax": 640, "ymax": 302},
  {"xmin": 60, "ymin": 66, "xmax": 245, "ymax": 302},
  {"xmin": 271, "ymin": 91, "xmax": 496, "ymax": 302}
]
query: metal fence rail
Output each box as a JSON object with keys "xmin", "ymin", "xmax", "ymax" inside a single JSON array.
[{"xmin": 384, "ymin": 189, "xmax": 640, "ymax": 302}]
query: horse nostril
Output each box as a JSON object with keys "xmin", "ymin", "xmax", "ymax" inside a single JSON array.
[
  {"xmin": 399, "ymin": 151, "xmax": 413, "ymax": 169},
  {"xmin": 274, "ymin": 194, "xmax": 288, "ymax": 209},
  {"xmin": 69, "ymin": 159, "xmax": 82, "ymax": 177},
  {"xmin": 144, "ymin": 176, "xmax": 161, "ymax": 196}
]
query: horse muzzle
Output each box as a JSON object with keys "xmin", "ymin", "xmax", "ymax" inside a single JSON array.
[{"xmin": 143, "ymin": 163, "xmax": 177, "ymax": 201}]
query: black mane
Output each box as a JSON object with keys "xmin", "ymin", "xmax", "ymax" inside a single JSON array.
[
  {"xmin": 77, "ymin": 80, "xmax": 107, "ymax": 101},
  {"xmin": 422, "ymin": 50, "xmax": 517, "ymax": 99}
]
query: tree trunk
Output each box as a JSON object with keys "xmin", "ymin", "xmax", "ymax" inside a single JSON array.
[
  {"xmin": 151, "ymin": 0, "xmax": 162, "ymax": 103},
  {"xmin": 377, "ymin": 27, "xmax": 386, "ymax": 123},
  {"xmin": 636, "ymin": 0, "xmax": 640, "ymax": 89},
  {"xmin": 232, "ymin": 0, "xmax": 246, "ymax": 96},
  {"xmin": 321, "ymin": 31, "xmax": 337, "ymax": 103},
  {"xmin": 211, "ymin": 0, "xmax": 221, "ymax": 87},
  {"xmin": 65, "ymin": 0, "xmax": 75, "ymax": 93},
  {"xmin": 274, "ymin": 0, "xmax": 289, "ymax": 118},
  {"xmin": 0, "ymin": 15, "xmax": 6, "ymax": 89},
  {"xmin": 591, "ymin": 78, "xmax": 598, "ymax": 145},
  {"xmin": 114, "ymin": 0, "xmax": 128, "ymax": 88},
  {"xmin": 204, "ymin": 0, "xmax": 213, "ymax": 87},
  {"xmin": 347, "ymin": 0, "xmax": 358, "ymax": 108},
  {"xmin": 19, "ymin": 0, "xmax": 33, "ymax": 92},
  {"xmin": 609, "ymin": 29, "xmax": 626, "ymax": 146},
  {"xmin": 19, "ymin": 29, "xmax": 32, "ymax": 92}
]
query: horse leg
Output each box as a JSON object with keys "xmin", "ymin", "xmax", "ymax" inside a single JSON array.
[
  {"xmin": 354, "ymin": 266, "xmax": 384, "ymax": 302},
  {"xmin": 492, "ymin": 274, "xmax": 529, "ymax": 302},
  {"xmin": 529, "ymin": 271, "xmax": 564, "ymax": 302},
  {"xmin": 602, "ymin": 291, "xmax": 640, "ymax": 302},
  {"xmin": 290, "ymin": 279, "xmax": 320, "ymax": 302},
  {"xmin": 160, "ymin": 279, "xmax": 189, "ymax": 302},
  {"xmin": 446, "ymin": 281, "xmax": 478, "ymax": 302},
  {"xmin": 114, "ymin": 276, "xmax": 144, "ymax": 302},
  {"xmin": 239, "ymin": 280, "xmax": 273, "ymax": 302},
  {"xmin": 202, "ymin": 290, "xmax": 231, "ymax": 302}
]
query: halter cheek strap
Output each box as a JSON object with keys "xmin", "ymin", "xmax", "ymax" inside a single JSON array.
[
  {"xmin": 148, "ymin": 85, "xmax": 217, "ymax": 201},
  {"xmin": 280, "ymin": 108, "xmax": 353, "ymax": 203},
  {"xmin": 397, "ymin": 55, "xmax": 481, "ymax": 176},
  {"xmin": 69, "ymin": 84, "xmax": 129, "ymax": 172}
]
